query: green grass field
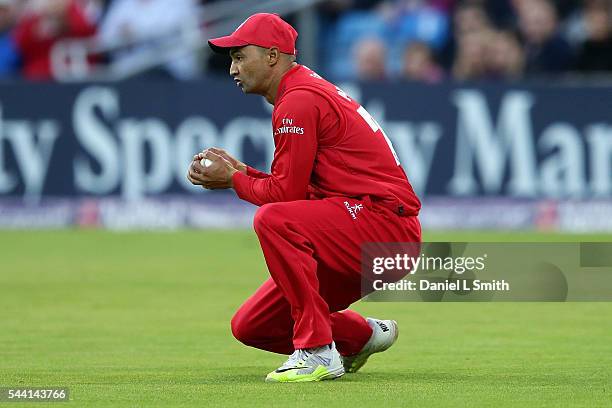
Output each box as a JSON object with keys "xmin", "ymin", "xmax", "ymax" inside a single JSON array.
[{"xmin": 1, "ymin": 230, "xmax": 611, "ymax": 407}]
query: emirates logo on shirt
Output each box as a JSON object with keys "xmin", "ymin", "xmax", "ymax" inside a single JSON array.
[
  {"xmin": 344, "ymin": 201, "xmax": 363, "ymax": 220},
  {"xmin": 274, "ymin": 118, "xmax": 304, "ymax": 136}
]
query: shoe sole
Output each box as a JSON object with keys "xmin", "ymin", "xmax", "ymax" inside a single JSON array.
[
  {"xmin": 346, "ymin": 320, "xmax": 399, "ymax": 373},
  {"xmin": 265, "ymin": 366, "xmax": 345, "ymax": 383}
]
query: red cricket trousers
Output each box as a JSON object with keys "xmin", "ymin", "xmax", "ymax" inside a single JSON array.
[{"xmin": 230, "ymin": 196, "xmax": 421, "ymax": 356}]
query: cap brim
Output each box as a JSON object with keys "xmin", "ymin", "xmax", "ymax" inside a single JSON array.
[{"xmin": 208, "ymin": 35, "xmax": 249, "ymax": 54}]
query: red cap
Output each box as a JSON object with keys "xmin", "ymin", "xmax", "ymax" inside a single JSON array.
[{"xmin": 208, "ymin": 13, "xmax": 298, "ymax": 55}]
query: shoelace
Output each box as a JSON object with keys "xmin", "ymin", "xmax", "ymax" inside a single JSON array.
[{"xmin": 283, "ymin": 349, "xmax": 311, "ymax": 368}]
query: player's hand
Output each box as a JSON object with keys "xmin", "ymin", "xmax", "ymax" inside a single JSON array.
[
  {"xmin": 200, "ymin": 147, "xmax": 247, "ymax": 174},
  {"xmin": 187, "ymin": 151, "xmax": 237, "ymax": 190}
]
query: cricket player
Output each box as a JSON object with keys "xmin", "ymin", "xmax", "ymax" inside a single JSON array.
[{"xmin": 187, "ymin": 13, "xmax": 421, "ymax": 382}]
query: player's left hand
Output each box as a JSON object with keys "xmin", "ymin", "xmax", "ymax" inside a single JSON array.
[{"xmin": 187, "ymin": 151, "xmax": 237, "ymax": 190}]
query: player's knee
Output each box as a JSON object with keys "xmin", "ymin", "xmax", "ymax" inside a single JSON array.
[
  {"xmin": 230, "ymin": 310, "xmax": 254, "ymax": 345},
  {"xmin": 253, "ymin": 203, "xmax": 285, "ymax": 233}
]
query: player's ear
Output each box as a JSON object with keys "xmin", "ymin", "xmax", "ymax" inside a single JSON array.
[{"xmin": 267, "ymin": 47, "xmax": 280, "ymax": 66}]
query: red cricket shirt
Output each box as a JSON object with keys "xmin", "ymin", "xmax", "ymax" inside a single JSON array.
[{"xmin": 232, "ymin": 64, "xmax": 421, "ymax": 216}]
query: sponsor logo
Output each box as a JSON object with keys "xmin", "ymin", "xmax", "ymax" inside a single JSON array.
[
  {"xmin": 376, "ymin": 321, "xmax": 390, "ymax": 332},
  {"xmin": 274, "ymin": 118, "xmax": 304, "ymax": 136},
  {"xmin": 344, "ymin": 201, "xmax": 363, "ymax": 220}
]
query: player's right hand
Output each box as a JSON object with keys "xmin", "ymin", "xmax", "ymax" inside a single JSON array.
[
  {"xmin": 199, "ymin": 147, "xmax": 247, "ymax": 174},
  {"xmin": 187, "ymin": 151, "xmax": 237, "ymax": 190}
]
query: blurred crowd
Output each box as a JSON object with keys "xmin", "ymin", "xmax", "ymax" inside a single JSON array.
[
  {"xmin": 0, "ymin": 0, "xmax": 201, "ymax": 80},
  {"xmin": 0, "ymin": 0, "xmax": 611, "ymax": 82},
  {"xmin": 322, "ymin": 0, "xmax": 612, "ymax": 81}
]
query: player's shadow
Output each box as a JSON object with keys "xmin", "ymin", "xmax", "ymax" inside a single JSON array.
[
  {"xmin": 196, "ymin": 366, "xmax": 274, "ymax": 385},
  {"xmin": 200, "ymin": 368, "xmax": 584, "ymax": 387},
  {"xmin": 198, "ymin": 367, "xmax": 465, "ymax": 385}
]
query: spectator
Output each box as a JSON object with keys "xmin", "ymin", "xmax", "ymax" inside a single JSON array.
[
  {"xmin": 454, "ymin": 1, "xmax": 491, "ymax": 36},
  {"xmin": 486, "ymin": 30, "xmax": 525, "ymax": 79},
  {"xmin": 327, "ymin": 0, "xmax": 448, "ymax": 80},
  {"xmin": 575, "ymin": 0, "xmax": 612, "ymax": 72},
  {"xmin": 401, "ymin": 41, "xmax": 443, "ymax": 82},
  {"xmin": 13, "ymin": 0, "xmax": 96, "ymax": 80},
  {"xmin": 353, "ymin": 36, "xmax": 387, "ymax": 80},
  {"xmin": 452, "ymin": 29, "xmax": 489, "ymax": 80},
  {"xmin": 439, "ymin": 1, "xmax": 491, "ymax": 70},
  {"xmin": 378, "ymin": 0, "xmax": 449, "ymax": 77},
  {"xmin": 0, "ymin": 0, "xmax": 19, "ymax": 77},
  {"xmin": 516, "ymin": 0, "xmax": 572, "ymax": 74},
  {"xmin": 97, "ymin": 0, "xmax": 200, "ymax": 80}
]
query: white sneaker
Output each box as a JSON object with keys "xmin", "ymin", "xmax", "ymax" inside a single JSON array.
[
  {"xmin": 342, "ymin": 318, "xmax": 399, "ymax": 373},
  {"xmin": 265, "ymin": 342, "xmax": 345, "ymax": 382}
]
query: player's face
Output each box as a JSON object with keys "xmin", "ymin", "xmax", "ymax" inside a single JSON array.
[{"xmin": 229, "ymin": 46, "xmax": 269, "ymax": 94}]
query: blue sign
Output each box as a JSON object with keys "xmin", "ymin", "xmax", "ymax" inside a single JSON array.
[{"xmin": 1, "ymin": 80, "xmax": 611, "ymax": 202}]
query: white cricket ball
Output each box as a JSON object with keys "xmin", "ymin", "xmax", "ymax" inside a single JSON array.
[{"xmin": 200, "ymin": 158, "xmax": 213, "ymax": 167}]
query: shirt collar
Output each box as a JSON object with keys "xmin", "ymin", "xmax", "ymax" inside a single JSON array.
[{"xmin": 275, "ymin": 64, "xmax": 302, "ymax": 104}]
